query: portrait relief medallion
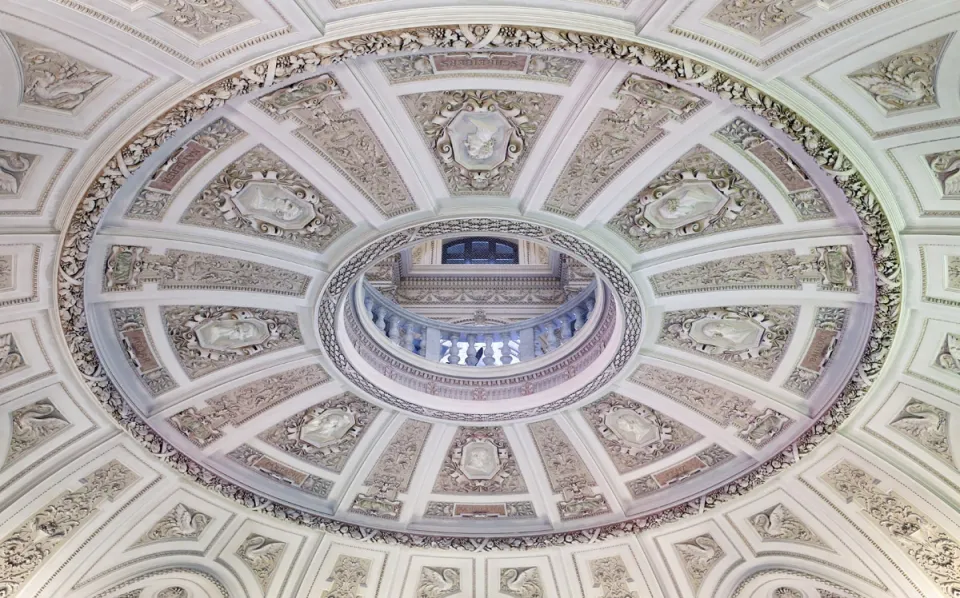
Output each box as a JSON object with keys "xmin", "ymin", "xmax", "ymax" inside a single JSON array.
[
  {"xmin": 193, "ymin": 318, "xmax": 271, "ymax": 351},
  {"xmin": 458, "ymin": 439, "xmax": 502, "ymax": 480},
  {"xmin": 448, "ymin": 111, "xmax": 512, "ymax": 171},
  {"xmin": 299, "ymin": 409, "xmax": 357, "ymax": 448},
  {"xmin": 232, "ymin": 182, "xmax": 318, "ymax": 231}
]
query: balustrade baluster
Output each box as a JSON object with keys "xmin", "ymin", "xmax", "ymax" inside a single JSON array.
[{"xmin": 466, "ymin": 334, "xmax": 479, "ymax": 366}]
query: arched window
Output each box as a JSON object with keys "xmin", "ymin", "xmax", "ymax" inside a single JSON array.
[{"xmin": 441, "ymin": 238, "xmax": 519, "ymax": 265}]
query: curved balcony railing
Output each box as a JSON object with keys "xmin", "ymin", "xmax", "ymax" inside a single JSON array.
[{"xmin": 358, "ymin": 279, "xmax": 599, "ymax": 367}]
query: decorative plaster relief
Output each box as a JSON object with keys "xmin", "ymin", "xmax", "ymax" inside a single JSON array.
[
  {"xmin": 650, "ymin": 246, "xmax": 854, "ymax": 296},
  {"xmin": 112, "ymin": 307, "xmax": 178, "ymax": 396},
  {"xmin": 156, "ymin": 588, "xmax": 187, "ymax": 598},
  {"xmin": 674, "ymin": 534, "xmax": 724, "ymax": 593},
  {"xmin": 589, "ymin": 556, "xmax": 639, "ymax": 598},
  {"xmin": 0, "ymin": 460, "xmax": 139, "ymax": 596},
  {"xmin": 582, "ymin": 392, "xmax": 702, "ymax": 474},
  {"xmin": 161, "ymin": 305, "xmax": 301, "ymax": 379},
  {"xmin": 402, "ymin": 89, "xmax": 558, "ymax": 196},
  {"xmin": 433, "ymin": 426, "xmax": 527, "ymax": 494},
  {"xmin": 127, "ymin": 119, "xmax": 246, "ymax": 220},
  {"xmin": 168, "ymin": 363, "xmax": 327, "ymax": 447},
  {"xmin": 890, "ymin": 399, "xmax": 954, "ymax": 467},
  {"xmin": 500, "ymin": 567, "xmax": 544, "ymax": 598},
  {"xmin": 926, "ymin": 150, "xmax": 960, "ymax": 198},
  {"xmin": 545, "ymin": 74, "xmax": 705, "ymax": 217},
  {"xmin": 227, "ymin": 444, "xmax": 333, "ymax": 497},
  {"xmin": 320, "ymin": 555, "xmax": 371, "ymax": 597},
  {"xmin": 0, "ymin": 150, "xmax": 38, "ymax": 198},
  {"xmin": 715, "ymin": 118, "xmax": 833, "ymax": 220},
  {"xmin": 783, "ymin": 307, "xmax": 846, "ymax": 397},
  {"xmin": 2, "ymin": 398, "xmax": 69, "ymax": 469},
  {"xmin": 378, "ymin": 52, "xmax": 582, "ymax": 84},
  {"xmin": 703, "ymin": 0, "xmax": 814, "ymax": 44},
  {"xmin": 748, "ymin": 503, "xmax": 829, "ymax": 548},
  {"xmin": 416, "ymin": 566, "xmax": 461, "ymax": 598},
  {"xmin": 103, "ymin": 245, "xmax": 310, "ymax": 296},
  {"xmin": 631, "ymin": 364, "xmax": 790, "ymax": 448},
  {"xmin": 658, "ymin": 305, "xmax": 798, "ymax": 380},
  {"xmin": 627, "ymin": 444, "xmax": 735, "ymax": 498},
  {"xmin": 349, "ymin": 419, "xmax": 432, "ymax": 520},
  {"xmin": 258, "ymin": 392, "xmax": 380, "ymax": 473},
  {"xmin": 774, "ymin": 588, "xmax": 804, "ymax": 598},
  {"xmin": 0, "ymin": 332, "xmax": 27, "ymax": 378},
  {"xmin": 423, "ymin": 501, "xmax": 536, "ymax": 519},
  {"xmin": 848, "ymin": 35, "xmax": 950, "ymax": 115},
  {"xmin": 134, "ymin": 503, "xmax": 211, "ymax": 546},
  {"xmin": 528, "ymin": 419, "xmax": 610, "ymax": 520},
  {"xmin": 0, "ymin": 255, "xmax": 11, "ymax": 291},
  {"xmin": 180, "ymin": 144, "xmax": 353, "ymax": 250},
  {"xmin": 934, "ymin": 333, "xmax": 960, "ymax": 377},
  {"xmin": 7, "ymin": 34, "xmax": 111, "ymax": 111},
  {"xmin": 154, "ymin": 0, "xmax": 255, "ymax": 42},
  {"xmin": 236, "ymin": 533, "xmax": 285, "ymax": 593},
  {"xmin": 607, "ymin": 145, "xmax": 780, "ymax": 250},
  {"xmin": 255, "ymin": 74, "xmax": 415, "ymax": 217},
  {"xmin": 823, "ymin": 460, "xmax": 960, "ymax": 596}
]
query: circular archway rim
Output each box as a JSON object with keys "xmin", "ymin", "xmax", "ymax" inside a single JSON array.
[
  {"xmin": 318, "ymin": 216, "xmax": 640, "ymax": 421},
  {"xmin": 57, "ymin": 23, "xmax": 900, "ymax": 549}
]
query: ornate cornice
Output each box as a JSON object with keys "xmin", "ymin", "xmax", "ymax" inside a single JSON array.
[{"xmin": 57, "ymin": 24, "xmax": 899, "ymax": 549}]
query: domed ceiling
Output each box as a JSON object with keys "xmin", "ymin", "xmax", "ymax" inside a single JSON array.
[
  {"xmin": 0, "ymin": 2, "xmax": 958, "ymax": 598},
  {"xmin": 73, "ymin": 48, "xmax": 881, "ymax": 539}
]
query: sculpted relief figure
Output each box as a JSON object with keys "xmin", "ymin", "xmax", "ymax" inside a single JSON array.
[
  {"xmin": 927, "ymin": 150, "xmax": 960, "ymax": 198},
  {"xmin": 181, "ymin": 145, "xmax": 352, "ymax": 251},
  {"xmin": 935, "ymin": 333, "xmax": 960, "ymax": 376},
  {"xmin": 608, "ymin": 146, "xmax": 779, "ymax": 251},
  {"xmin": 193, "ymin": 317, "xmax": 271, "ymax": 352},
  {"xmin": 660, "ymin": 306, "xmax": 798, "ymax": 380},
  {"xmin": 402, "ymin": 89, "xmax": 558, "ymax": 195},
  {"xmin": 848, "ymin": 35, "xmax": 949, "ymax": 114},
  {"xmin": 9, "ymin": 35, "xmax": 111, "ymax": 111},
  {"xmin": 0, "ymin": 151, "xmax": 36, "ymax": 196}
]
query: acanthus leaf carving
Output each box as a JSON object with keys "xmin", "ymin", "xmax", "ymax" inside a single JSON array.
[
  {"xmin": 823, "ymin": 461, "xmax": 960, "ymax": 597},
  {"xmin": 528, "ymin": 419, "xmax": 610, "ymax": 520},
  {"xmin": 704, "ymin": 0, "xmax": 814, "ymax": 44},
  {"xmin": 320, "ymin": 555, "xmax": 371, "ymax": 598},
  {"xmin": 632, "ymin": 364, "xmax": 791, "ymax": 448},
  {"xmin": 256, "ymin": 74, "xmax": 416, "ymax": 217},
  {"xmin": 0, "ymin": 461, "xmax": 139, "ymax": 597},
  {"xmin": 934, "ymin": 333, "xmax": 960, "ymax": 377},
  {"xmin": 545, "ymin": 74, "xmax": 705, "ymax": 217},
  {"xmin": 127, "ymin": 118, "xmax": 246, "ymax": 221},
  {"xmin": 104, "ymin": 245, "xmax": 310, "ymax": 296},
  {"xmin": 926, "ymin": 150, "xmax": 960, "ymax": 198},
  {"xmin": 168, "ymin": 363, "xmax": 329, "ymax": 447},
  {"xmin": 349, "ymin": 419, "xmax": 432, "ymax": 520},
  {"xmin": 650, "ymin": 246, "xmax": 855, "ymax": 296},
  {"xmin": 155, "ymin": 0, "xmax": 254, "ymax": 42},
  {"xmin": 589, "ymin": 556, "xmax": 639, "ymax": 598}
]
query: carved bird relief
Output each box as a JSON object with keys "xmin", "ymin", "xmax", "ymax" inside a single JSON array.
[
  {"xmin": 417, "ymin": 566, "xmax": 460, "ymax": 598},
  {"xmin": 500, "ymin": 567, "xmax": 544, "ymax": 598}
]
